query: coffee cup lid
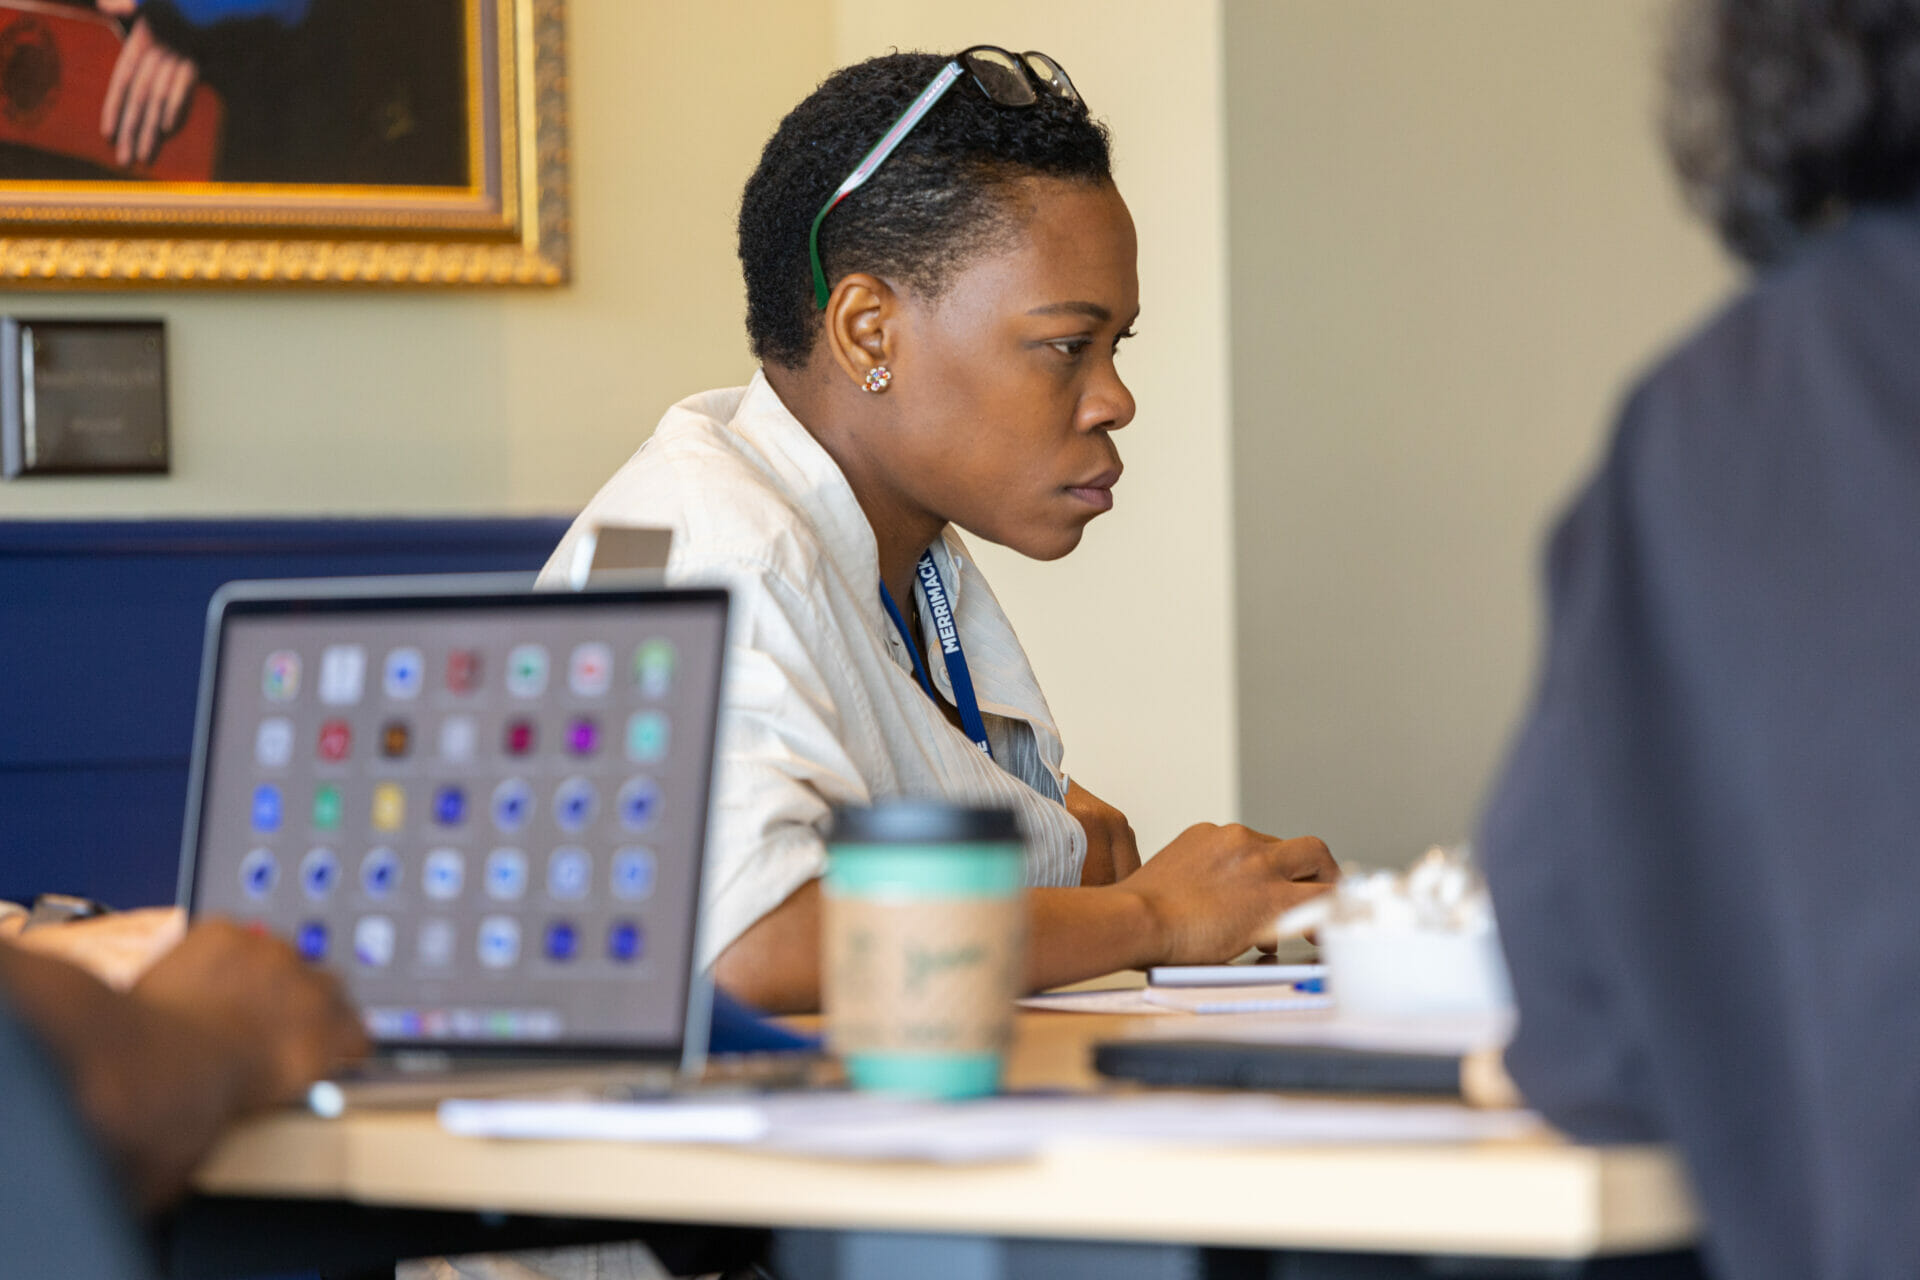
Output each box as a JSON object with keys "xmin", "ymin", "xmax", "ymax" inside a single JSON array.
[{"xmin": 829, "ymin": 801, "xmax": 1022, "ymax": 846}]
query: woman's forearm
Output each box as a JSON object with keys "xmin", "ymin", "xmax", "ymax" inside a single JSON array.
[
  {"xmin": 714, "ymin": 821, "xmax": 1338, "ymax": 1014},
  {"xmin": 716, "ymin": 879, "xmax": 1163, "ymax": 1014},
  {"xmin": 1023, "ymin": 885, "xmax": 1161, "ymax": 991}
]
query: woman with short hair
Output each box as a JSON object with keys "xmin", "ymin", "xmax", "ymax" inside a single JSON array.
[{"xmin": 546, "ymin": 49, "xmax": 1336, "ymax": 1012}]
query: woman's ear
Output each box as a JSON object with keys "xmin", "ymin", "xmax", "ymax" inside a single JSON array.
[{"xmin": 822, "ymin": 273, "xmax": 897, "ymax": 392}]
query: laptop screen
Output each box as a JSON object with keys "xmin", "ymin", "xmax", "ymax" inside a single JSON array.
[{"xmin": 181, "ymin": 578, "xmax": 728, "ymax": 1060}]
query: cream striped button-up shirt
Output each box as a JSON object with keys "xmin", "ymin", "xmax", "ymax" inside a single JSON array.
[{"xmin": 540, "ymin": 371, "xmax": 1086, "ymax": 967}]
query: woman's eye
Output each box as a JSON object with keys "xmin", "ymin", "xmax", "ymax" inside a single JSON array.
[{"xmin": 1045, "ymin": 329, "xmax": 1135, "ymax": 359}]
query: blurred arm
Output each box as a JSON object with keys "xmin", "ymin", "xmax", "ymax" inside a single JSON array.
[{"xmin": 0, "ymin": 922, "xmax": 365, "ymax": 1210}]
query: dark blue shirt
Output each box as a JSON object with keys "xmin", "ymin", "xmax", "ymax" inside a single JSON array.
[
  {"xmin": 0, "ymin": 994, "xmax": 156, "ymax": 1279},
  {"xmin": 1481, "ymin": 202, "xmax": 1920, "ymax": 1280}
]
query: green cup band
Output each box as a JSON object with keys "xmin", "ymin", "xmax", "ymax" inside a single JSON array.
[
  {"xmin": 843, "ymin": 1051, "xmax": 1003, "ymax": 1099},
  {"xmin": 825, "ymin": 841, "xmax": 1024, "ymax": 898}
]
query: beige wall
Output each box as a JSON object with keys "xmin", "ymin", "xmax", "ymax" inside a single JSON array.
[
  {"xmin": 1226, "ymin": 0, "xmax": 1736, "ymax": 864},
  {"xmin": 0, "ymin": 0, "xmax": 832, "ymax": 517},
  {"xmin": 834, "ymin": 2, "xmax": 1241, "ymax": 855}
]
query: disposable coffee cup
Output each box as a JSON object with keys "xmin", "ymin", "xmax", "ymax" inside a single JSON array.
[{"xmin": 823, "ymin": 801, "xmax": 1026, "ymax": 1099}]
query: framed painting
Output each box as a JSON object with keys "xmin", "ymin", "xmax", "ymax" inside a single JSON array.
[{"xmin": 0, "ymin": 0, "xmax": 567, "ymax": 286}]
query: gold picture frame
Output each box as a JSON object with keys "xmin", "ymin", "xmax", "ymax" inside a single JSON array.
[{"xmin": 0, "ymin": 0, "xmax": 567, "ymax": 286}]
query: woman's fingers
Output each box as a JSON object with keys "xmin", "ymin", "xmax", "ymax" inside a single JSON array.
[
  {"xmin": 1247, "ymin": 879, "xmax": 1334, "ymax": 951},
  {"xmin": 1065, "ymin": 780, "xmax": 1142, "ymax": 886},
  {"xmin": 1272, "ymin": 835, "xmax": 1338, "ymax": 882}
]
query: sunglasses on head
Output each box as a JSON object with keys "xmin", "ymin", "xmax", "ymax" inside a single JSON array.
[{"xmin": 807, "ymin": 46, "xmax": 1083, "ymax": 309}]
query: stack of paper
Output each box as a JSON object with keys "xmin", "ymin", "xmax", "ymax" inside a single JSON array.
[
  {"xmin": 439, "ymin": 1089, "xmax": 1540, "ymax": 1164},
  {"xmin": 1139, "ymin": 984, "xmax": 1333, "ymax": 1015},
  {"xmin": 1018, "ymin": 963, "xmax": 1331, "ymax": 1015}
]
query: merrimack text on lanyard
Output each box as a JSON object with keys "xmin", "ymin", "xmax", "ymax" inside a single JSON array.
[{"xmin": 878, "ymin": 550, "xmax": 994, "ymax": 759}]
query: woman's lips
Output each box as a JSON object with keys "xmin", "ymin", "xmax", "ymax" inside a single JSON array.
[{"xmin": 1066, "ymin": 467, "xmax": 1120, "ymax": 512}]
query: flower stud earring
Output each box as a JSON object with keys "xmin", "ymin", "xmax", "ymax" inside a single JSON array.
[{"xmin": 862, "ymin": 365, "xmax": 893, "ymax": 394}]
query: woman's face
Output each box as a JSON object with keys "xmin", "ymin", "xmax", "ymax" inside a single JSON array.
[{"xmin": 882, "ymin": 177, "xmax": 1139, "ymax": 562}]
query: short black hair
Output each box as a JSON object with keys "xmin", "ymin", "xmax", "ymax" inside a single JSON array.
[
  {"xmin": 1666, "ymin": 0, "xmax": 1920, "ymax": 265},
  {"xmin": 738, "ymin": 51, "xmax": 1113, "ymax": 369}
]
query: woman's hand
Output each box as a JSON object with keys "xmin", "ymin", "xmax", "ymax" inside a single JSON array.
[
  {"xmin": 1066, "ymin": 779, "xmax": 1142, "ymax": 886},
  {"xmin": 1120, "ymin": 823, "xmax": 1337, "ymax": 964},
  {"xmin": 723, "ymin": 820, "xmax": 1339, "ymax": 1010}
]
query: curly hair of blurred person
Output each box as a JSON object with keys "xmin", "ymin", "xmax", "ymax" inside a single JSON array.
[
  {"xmin": 736, "ymin": 51, "xmax": 1113, "ymax": 369},
  {"xmin": 1666, "ymin": 0, "xmax": 1920, "ymax": 264}
]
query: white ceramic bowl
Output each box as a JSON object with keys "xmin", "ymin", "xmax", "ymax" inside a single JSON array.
[{"xmin": 1319, "ymin": 919, "xmax": 1513, "ymax": 1018}]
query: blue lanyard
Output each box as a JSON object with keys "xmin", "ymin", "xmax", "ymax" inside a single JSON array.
[{"xmin": 878, "ymin": 549, "xmax": 994, "ymax": 760}]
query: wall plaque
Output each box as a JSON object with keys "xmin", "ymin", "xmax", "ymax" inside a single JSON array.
[{"xmin": 1, "ymin": 318, "xmax": 168, "ymax": 478}]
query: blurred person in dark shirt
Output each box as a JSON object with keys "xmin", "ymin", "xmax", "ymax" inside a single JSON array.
[{"xmin": 1481, "ymin": 2, "xmax": 1920, "ymax": 1278}]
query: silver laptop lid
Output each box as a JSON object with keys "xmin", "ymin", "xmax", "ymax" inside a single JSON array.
[{"xmin": 178, "ymin": 574, "xmax": 728, "ymax": 1075}]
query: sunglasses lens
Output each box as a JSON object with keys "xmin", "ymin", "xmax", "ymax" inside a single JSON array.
[
  {"xmin": 1023, "ymin": 52, "xmax": 1078, "ymax": 102},
  {"xmin": 963, "ymin": 48, "xmax": 1037, "ymax": 107}
]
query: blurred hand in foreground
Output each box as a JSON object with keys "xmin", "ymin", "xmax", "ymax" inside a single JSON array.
[
  {"xmin": 0, "ymin": 920, "xmax": 366, "ymax": 1209},
  {"xmin": 8, "ymin": 906, "xmax": 186, "ymax": 990}
]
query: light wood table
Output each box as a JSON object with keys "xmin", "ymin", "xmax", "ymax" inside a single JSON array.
[{"xmin": 194, "ymin": 1010, "xmax": 1698, "ymax": 1268}]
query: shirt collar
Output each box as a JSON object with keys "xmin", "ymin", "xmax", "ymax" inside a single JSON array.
[
  {"xmin": 729, "ymin": 369, "xmax": 977, "ymax": 647},
  {"xmin": 724, "ymin": 372, "xmax": 1065, "ymax": 783},
  {"xmin": 725, "ymin": 368, "xmax": 886, "ymax": 589},
  {"xmin": 726, "ymin": 372, "xmax": 1035, "ymax": 725}
]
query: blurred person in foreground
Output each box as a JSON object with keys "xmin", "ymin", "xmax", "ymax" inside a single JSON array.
[
  {"xmin": 0, "ymin": 918, "xmax": 365, "ymax": 1215},
  {"xmin": 1480, "ymin": 2, "xmax": 1920, "ymax": 1278}
]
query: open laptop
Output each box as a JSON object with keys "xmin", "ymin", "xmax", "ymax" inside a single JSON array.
[{"xmin": 177, "ymin": 574, "xmax": 729, "ymax": 1106}]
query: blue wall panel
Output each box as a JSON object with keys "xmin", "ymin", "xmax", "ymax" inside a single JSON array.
[{"xmin": 0, "ymin": 518, "xmax": 570, "ymax": 907}]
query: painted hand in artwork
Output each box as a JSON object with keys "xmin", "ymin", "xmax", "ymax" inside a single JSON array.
[{"xmin": 99, "ymin": 14, "xmax": 201, "ymax": 168}]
